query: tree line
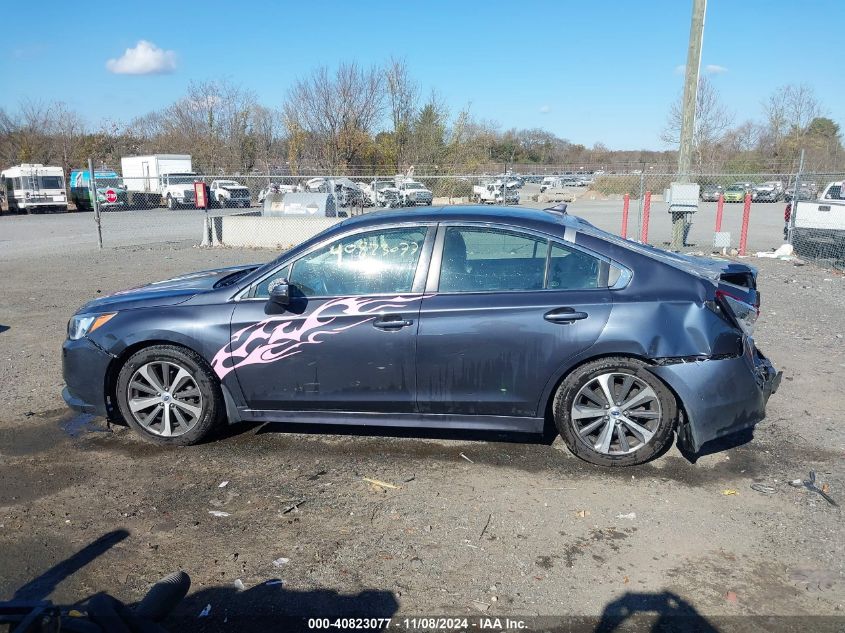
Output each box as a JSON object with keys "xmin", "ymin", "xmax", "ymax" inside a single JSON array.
[
  {"xmin": 1, "ymin": 60, "xmax": 842, "ymax": 177},
  {"xmin": 661, "ymin": 77, "xmax": 843, "ymax": 174}
]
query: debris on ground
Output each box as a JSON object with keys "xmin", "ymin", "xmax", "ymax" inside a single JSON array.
[
  {"xmin": 615, "ymin": 512, "xmax": 637, "ymax": 520},
  {"xmin": 576, "ymin": 510, "xmax": 591, "ymax": 518},
  {"xmin": 218, "ymin": 481, "xmax": 229, "ymax": 488},
  {"xmin": 721, "ymin": 489, "xmax": 738, "ymax": 496},
  {"xmin": 198, "ymin": 604, "xmax": 212, "ymax": 618},
  {"xmin": 459, "ymin": 452, "xmax": 474, "ymax": 464},
  {"xmin": 272, "ymin": 557, "xmax": 290, "ymax": 568},
  {"xmin": 750, "ymin": 483, "xmax": 777, "ymax": 495},
  {"xmin": 791, "ymin": 471, "xmax": 838, "ymax": 507},
  {"xmin": 725, "ymin": 591, "xmax": 738, "ymax": 603},
  {"xmin": 363, "ymin": 477, "xmax": 400, "ymax": 490},
  {"xmin": 208, "ymin": 510, "xmax": 230, "ymax": 517},
  {"xmin": 281, "ymin": 500, "xmax": 305, "ymax": 514},
  {"xmin": 757, "ymin": 244, "xmax": 795, "ymax": 260},
  {"xmin": 265, "ymin": 579, "xmax": 283, "ymax": 586},
  {"xmin": 233, "ymin": 579, "xmax": 245, "ymax": 591}
]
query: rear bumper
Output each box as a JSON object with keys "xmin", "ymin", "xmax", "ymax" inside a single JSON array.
[
  {"xmin": 62, "ymin": 337, "xmax": 113, "ymax": 417},
  {"xmin": 650, "ymin": 338, "xmax": 780, "ymax": 453}
]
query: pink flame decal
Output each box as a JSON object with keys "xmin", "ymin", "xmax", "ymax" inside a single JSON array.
[{"xmin": 211, "ymin": 295, "xmax": 418, "ymax": 379}]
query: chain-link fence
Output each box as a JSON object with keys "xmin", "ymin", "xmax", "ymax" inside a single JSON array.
[{"xmin": 35, "ymin": 162, "xmax": 844, "ymax": 270}]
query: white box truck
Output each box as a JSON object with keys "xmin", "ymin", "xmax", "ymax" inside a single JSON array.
[{"xmin": 120, "ymin": 154, "xmax": 197, "ymax": 209}]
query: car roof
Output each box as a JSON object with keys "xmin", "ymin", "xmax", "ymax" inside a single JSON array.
[{"xmin": 335, "ymin": 205, "xmax": 582, "ymax": 234}]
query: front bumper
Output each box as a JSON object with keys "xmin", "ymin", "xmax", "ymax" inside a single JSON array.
[
  {"xmin": 651, "ymin": 338, "xmax": 781, "ymax": 452},
  {"xmin": 62, "ymin": 336, "xmax": 113, "ymax": 417}
]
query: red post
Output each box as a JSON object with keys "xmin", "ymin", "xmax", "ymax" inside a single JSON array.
[
  {"xmin": 640, "ymin": 191, "xmax": 651, "ymax": 243},
  {"xmin": 738, "ymin": 193, "xmax": 752, "ymax": 255},
  {"xmin": 715, "ymin": 193, "xmax": 724, "ymax": 232},
  {"xmin": 621, "ymin": 193, "xmax": 630, "ymax": 238}
]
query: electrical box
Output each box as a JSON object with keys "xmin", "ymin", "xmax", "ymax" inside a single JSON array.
[{"xmin": 667, "ymin": 182, "xmax": 700, "ymax": 214}]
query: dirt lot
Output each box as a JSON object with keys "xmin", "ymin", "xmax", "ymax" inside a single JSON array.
[{"xmin": 0, "ymin": 241, "xmax": 843, "ymax": 631}]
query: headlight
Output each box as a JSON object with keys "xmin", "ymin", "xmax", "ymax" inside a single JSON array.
[{"xmin": 67, "ymin": 313, "xmax": 116, "ymax": 340}]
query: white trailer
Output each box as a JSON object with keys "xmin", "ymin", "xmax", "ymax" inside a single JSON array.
[
  {"xmin": 1, "ymin": 164, "xmax": 67, "ymax": 213},
  {"xmin": 120, "ymin": 154, "xmax": 196, "ymax": 208}
]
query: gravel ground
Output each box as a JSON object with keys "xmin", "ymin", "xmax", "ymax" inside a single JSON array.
[{"xmin": 0, "ymin": 241, "xmax": 843, "ymax": 631}]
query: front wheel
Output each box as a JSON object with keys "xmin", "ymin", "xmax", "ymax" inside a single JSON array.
[
  {"xmin": 116, "ymin": 345, "xmax": 225, "ymax": 445},
  {"xmin": 553, "ymin": 357, "xmax": 677, "ymax": 467}
]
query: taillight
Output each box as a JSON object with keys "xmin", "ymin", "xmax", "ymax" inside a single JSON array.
[{"xmin": 716, "ymin": 290, "xmax": 758, "ymax": 336}]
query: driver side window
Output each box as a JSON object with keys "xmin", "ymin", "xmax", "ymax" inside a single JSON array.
[{"xmin": 288, "ymin": 227, "xmax": 427, "ymax": 297}]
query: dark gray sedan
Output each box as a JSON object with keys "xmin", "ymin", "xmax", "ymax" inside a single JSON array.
[{"xmin": 62, "ymin": 205, "xmax": 780, "ymax": 467}]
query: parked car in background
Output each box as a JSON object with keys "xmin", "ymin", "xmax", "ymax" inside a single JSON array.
[
  {"xmin": 785, "ymin": 182, "xmax": 818, "ymax": 202},
  {"xmin": 69, "ymin": 169, "xmax": 128, "ymax": 211},
  {"xmin": 62, "ymin": 205, "xmax": 780, "ymax": 467},
  {"xmin": 398, "ymin": 180, "xmax": 433, "ymax": 206},
  {"xmin": 699, "ymin": 184, "xmax": 723, "ymax": 201},
  {"xmin": 789, "ymin": 180, "xmax": 844, "ymax": 259},
  {"xmin": 0, "ymin": 164, "xmax": 67, "ymax": 213},
  {"xmin": 723, "ymin": 183, "xmax": 751, "ymax": 203},
  {"xmin": 210, "ymin": 180, "xmax": 251, "ymax": 208},
  {"xmin": 472, "ymin": 180, "xmax": 520, "ymax": 204},
  {"xmin": 540, "ymin": 176, "xmax": 560, "ymax": 193},
  {"xmin": 367, "ymin": 180, "xmax": 401, "ymax": 207},
  {"xmin": 752, "ymin": 181, "xmax": 784, "ymax": 203}
]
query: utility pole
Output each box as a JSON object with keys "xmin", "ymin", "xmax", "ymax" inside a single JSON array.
[{"xmin": 672, "ymin": 0, "xmax": 707, "ymax": 250}]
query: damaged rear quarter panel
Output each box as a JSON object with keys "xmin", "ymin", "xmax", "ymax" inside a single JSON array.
[{"xmin": 569, "ymin": 233, "xmax": 761, "ymax": 450}]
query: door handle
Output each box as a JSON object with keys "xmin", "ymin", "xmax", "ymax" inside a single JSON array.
[
  {"xmin": 544, "ymin": 308, "xmax": 588, "ymax": 323},
  {"xmin": 373, "ymin": 315, "xmax": 414, "ymax": 329}
]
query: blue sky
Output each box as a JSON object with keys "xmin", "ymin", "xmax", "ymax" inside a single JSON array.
[{"xmin": 2, "ymin": 0, "xmax": 843, "ymax": 149}]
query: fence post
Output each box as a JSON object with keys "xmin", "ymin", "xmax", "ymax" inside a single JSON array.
[
  {"xmin": 787, "ymin": 148, "xmax": 804, "ymax": 245},
  {"xmin": 715, "ymin": 193, "xmax": 724, "ymax": 232},
  {"xmin": 621, "ymin": 193, "xmax": 630, "ymax": 238},
  {"xmin": 640, "ymin": 191, "xmax": 651, "ymax": 243},
  {"xmin": 739, "ymin": 193, "xmax": 751, "ymax": 256},
  {"xmin": 88, "ymin": 158, "xmax": 103, "ymax": 249}
]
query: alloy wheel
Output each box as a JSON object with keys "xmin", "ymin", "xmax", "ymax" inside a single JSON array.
[
  {"xmin": 570, "ymin": 372, "xmax": 662, "ymax": 456},
  {"xmin": 127, "ymin": 361, "xmax": 203, "ymax": 437}
]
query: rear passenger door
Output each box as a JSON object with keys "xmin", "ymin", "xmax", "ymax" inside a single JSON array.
[{"xmin": 415, "ymin": 224, "xmax": 613, "ymax": 420}]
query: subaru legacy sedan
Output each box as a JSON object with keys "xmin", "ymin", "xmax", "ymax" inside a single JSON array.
[{"xmin": 62, "ymin": 206, "xmax": 780, "ymax": 467}]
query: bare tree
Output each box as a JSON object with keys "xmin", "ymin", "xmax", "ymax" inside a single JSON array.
[
  {"xmin": 283, "ymin": 62, "xmax": 383, "ymax": 171},
  {"xmin": 385, "ymin": 57, "xmax": 419, "ymax": 171},
  {"xmin": 661, "ymin": 76, "xmax": 733, "ymax": 171}
]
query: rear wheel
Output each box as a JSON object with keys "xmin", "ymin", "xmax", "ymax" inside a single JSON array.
[
  {"xmin": 553, "ymin": 357, "xmax": 677, "ymax": 467},
  {"xmin": 116, "ymin": 345, "xmax": 224, "ymax": 445}
]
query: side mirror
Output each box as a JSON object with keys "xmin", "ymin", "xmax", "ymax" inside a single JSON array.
[{"xmin": 268, "ymin": 279, "xmax": 290, "ymax": 306}]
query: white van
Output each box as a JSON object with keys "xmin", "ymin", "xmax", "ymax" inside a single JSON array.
[{"xmin": 1, "ymin": 164, "xmax": 67, "ymax": 213}]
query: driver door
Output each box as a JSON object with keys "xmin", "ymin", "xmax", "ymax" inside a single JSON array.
[{"xmin": 225, "ymin": 225, "xmax": 434, "ymax": 413}]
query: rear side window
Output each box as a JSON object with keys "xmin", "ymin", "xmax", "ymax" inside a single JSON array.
[
  {"xmin": 547, "ymin": 242, "xmax": 602, "ymax": 290},
  {"xmin": 440, "ymin": 227, "xmax": 548, "ymax": 292},
  {"xmin": 437, "ymin": 226, "xmax": 607, "ymax": 293}
]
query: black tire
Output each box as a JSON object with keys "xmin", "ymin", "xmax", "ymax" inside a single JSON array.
[
  {"xmin": 553, "ymin": 356, "xmax": 677, "ymax": 467},
  {"xmin": 115, "ymin": 345, "xmax": 224, "ymax": 446}
]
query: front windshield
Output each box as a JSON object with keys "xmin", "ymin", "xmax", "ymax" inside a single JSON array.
[
  {"xmin": 405, "ymin": 183, "xmax": 423, "ymax": 190},
  {"xmin": 97, "ymin": 178, "xmax": 122, "ymax": 188}
]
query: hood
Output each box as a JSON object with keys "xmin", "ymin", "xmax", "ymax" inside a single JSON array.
[{"xmin": 76, "ymin": 264, "xmax": 259, "ymax": 314}]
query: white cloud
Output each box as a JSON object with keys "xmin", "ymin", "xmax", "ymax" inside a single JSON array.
[
  {"xmin": 106, "ymin": 40, "xmax": 176, "ymax": 75},
  {"xmin": 705, "ymin": 64, "xmax": 728, "ymax": 74},
  {"xmin": 539, "ymin": 105, "xmax": 551, "ymax": 114}
]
